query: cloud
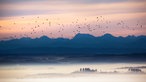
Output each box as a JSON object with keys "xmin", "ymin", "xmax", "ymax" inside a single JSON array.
[
  {"xmin": 0, "ymin": 0, "xmax": 146, "ymax": 17},
  {"xmin": 0, "ymin": 0, "xmax": 145, "ymax": 4},
  {"xmin": 0, "ymin": 0, "xmax": 46, "ymax": 4}
]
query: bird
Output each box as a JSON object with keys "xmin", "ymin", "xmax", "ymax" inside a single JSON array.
[
  {"xmin": 49, "ymin": 22, "xmax": 51, "ymax": 26},
  {"xmin": 117, "ymin": 22, "xmax": 121, "ymax": 25},
  {"xmin": 141, "ymin": 25, "xmax": 143, "ymax": 28}
]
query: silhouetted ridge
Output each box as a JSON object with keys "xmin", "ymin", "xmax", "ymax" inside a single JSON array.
[
  {"xmin": 72, "ymin": 33, "xmax": 96, "ymax": 43},
  {"xmin": 71, "ymin": 33, "xmax": 97, "ymax": 46},
  {"xmin": 39, "ymin": 36, "xmax": 50, "ymax": 40},
  {"xmin": 0, "ymin": 33, "xmax": 146, "ymax": 55},
  {"xmin": 102, "ymin": 33, "xmax": 114, "ymax": 38},
  {"xmin": 73, "ymin": 33, "xmax": 95, "ymax": 39}
]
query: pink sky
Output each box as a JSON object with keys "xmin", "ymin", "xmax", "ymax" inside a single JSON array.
[{"xmin": 0, "ymin": 0, "xmax": 146, "ymax": 40}]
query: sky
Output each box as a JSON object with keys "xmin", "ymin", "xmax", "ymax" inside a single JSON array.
[{"xmin": 0, "ymin": 0, "xmax": 146, "ymax": 40}]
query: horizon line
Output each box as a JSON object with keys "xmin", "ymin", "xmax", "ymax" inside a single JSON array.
[{"xmin": 1, "ymin": 33, "xmax": 146, "ymax": 41}]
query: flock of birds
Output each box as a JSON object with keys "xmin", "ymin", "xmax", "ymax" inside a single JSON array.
[{"xmin": 0, "ymin": 16, "xmax": 144, "ymax": 40}]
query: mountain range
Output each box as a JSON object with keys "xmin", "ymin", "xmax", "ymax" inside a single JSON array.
[{"xmin": 0, "ymin": 33, "xmax": 146, "ymax": 55}]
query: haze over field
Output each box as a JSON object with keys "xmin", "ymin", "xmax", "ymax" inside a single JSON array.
[{"xmin": 0, "ymin": 63, "xmax": 146, "ymax": 82}]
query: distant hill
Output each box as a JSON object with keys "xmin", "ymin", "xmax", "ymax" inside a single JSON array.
[{"xmin": 0, "ymin": 33, "xmax": 146, "ymax": 55}]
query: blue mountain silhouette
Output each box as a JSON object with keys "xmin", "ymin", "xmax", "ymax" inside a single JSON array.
[{"xmin": 0, "ymin": 33, "xmax": 146, "ymax": 55}]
